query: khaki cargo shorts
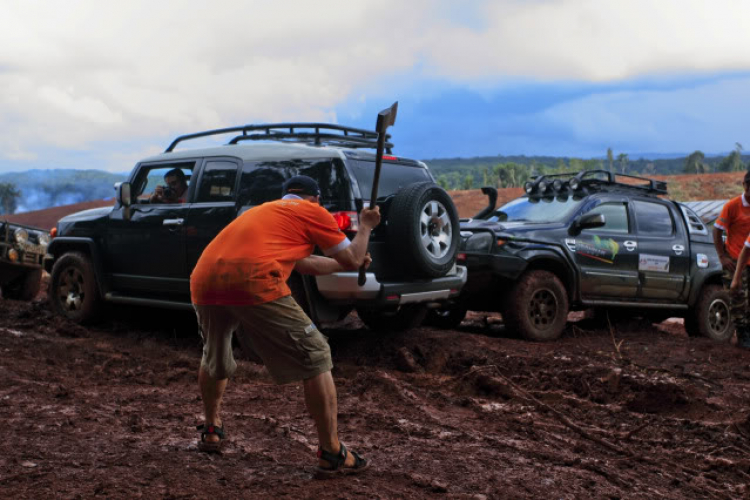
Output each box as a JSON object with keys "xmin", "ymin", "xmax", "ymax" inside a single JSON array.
[{"xmin": 194, "ymin": 295, "xmax": 332, "ymax": 384}]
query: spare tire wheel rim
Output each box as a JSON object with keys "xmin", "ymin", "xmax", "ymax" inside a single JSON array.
[
  {"xmin": 60, "ymin": 267, "xmax": 84, "ymax": 311},
  {"xmin": 420, "ymin": 200, "xmax": 452, "ymax": 260},
  {"xmin": 529, "ymin": 288, "xmax": 558, "ymax": 330},
  {"xmin": 708, "ymin": 297, "xmax": 729, "ymax": 335}
]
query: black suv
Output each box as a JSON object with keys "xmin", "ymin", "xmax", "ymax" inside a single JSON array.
[
  {"xmin": 45, "ymin": 123, "xmax": 466, "ymax": 331},
  {"xmin": 0, "ymin": 220, "xmax": 50, "ymax": 300},
  {"xmin": 429, "ymin": 170, "xmax": 730, "ymax": 342}
]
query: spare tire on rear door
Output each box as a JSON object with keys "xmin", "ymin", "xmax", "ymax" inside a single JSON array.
[{"xmin": 386, "ymin": 182, "xmax": 460, "ymax": 278}]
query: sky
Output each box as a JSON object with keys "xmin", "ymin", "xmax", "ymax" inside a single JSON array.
[{"xmin": 2, "ymin": 0, "xmax": 750, "ymax": 174}]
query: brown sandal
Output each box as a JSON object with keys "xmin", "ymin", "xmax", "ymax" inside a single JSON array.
[
  {"xmin": 315, "ymin": 442, "xmax": 370, "ymax": 478},
  {"xmin": 196, "ymin": 423, "xmax": 225, "ymax": 453}
]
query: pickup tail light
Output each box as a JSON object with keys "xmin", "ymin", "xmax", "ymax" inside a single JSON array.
[
  {"xmin": 332, "ymin": 211, "xmax": 359, "ymax": 232},
  {"xmin": 50, "ymin": 227, "xmax": 58, "ymax": 239},
  {"xmin": 457, "ymin": 253, "xmax": 466, "ymax": 262}
]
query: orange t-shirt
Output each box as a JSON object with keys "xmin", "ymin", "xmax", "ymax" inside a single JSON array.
[
  {"xmin": 190, "ymin": 197, "xmax": 348, "ymax": 305},
  {"xmin": 715, "ymin": 195, "xmax": 750, "ymax": 260}
]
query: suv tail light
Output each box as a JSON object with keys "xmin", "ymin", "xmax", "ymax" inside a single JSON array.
[{"xmin": 332, "ymin": 211, "xmax": 359, "ymax": 232}]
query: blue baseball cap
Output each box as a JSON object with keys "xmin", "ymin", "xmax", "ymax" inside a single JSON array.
[{"xmin": 283, "ymin": 175, "xmax": 320, "ymax": 196}]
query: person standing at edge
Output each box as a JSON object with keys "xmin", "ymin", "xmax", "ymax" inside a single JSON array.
[
  {"xmin": 190, "ymin": 175, "xmax": 380, "ymax": 476},
  {"xmin": 714, "ymin": 170, "xmax": 750, "ymax": 349}
]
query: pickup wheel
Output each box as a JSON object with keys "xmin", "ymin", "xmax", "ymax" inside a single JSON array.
[
  {"xmin": 424, "ymin": 305, "xmax": 468, "ymax": 329},
  {"xmin": 3, "ymin": 269, "xmax": 42, "ymax": 301},
  {"xmin": 49, "ymin": 252, "xmax": 101, "ymax": 324},
  {"xmin": 357, "ymin": 305, "xmax": 428, "ymax": 332},
  {"xmin": 387, "ymin": 182, "xmax": 459, "ymax": 278},
  {"xmin": 504, "ymin": 270, "xmax": 569, "ymax": 341},
  {"xmin": 684, "ymin": 284, "xmax": 732, "ymax": 342}
]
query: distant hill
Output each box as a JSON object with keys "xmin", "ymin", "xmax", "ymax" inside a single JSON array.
[
  {"xmin": 1, "ymin": 151, "xmax": 748, "ymax": 215},
  {"xmin": 0, "ymin": 169, "xmax": 126, "ymax": 213},
  {"xmin": 423, "ymin": 153, "xmax": 750, "ymax": 177},
  {"xmin": 5, "ymin": 171, "xmax": 741, "ymax": 229}
]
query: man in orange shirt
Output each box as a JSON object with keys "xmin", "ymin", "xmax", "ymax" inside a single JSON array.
[
  {"xmin": 715, "ymin": 170, "xmax": 750, "ymax": 349},
  {"xmin": 191, "ymin": 175, "xmax": 380, "ymax": 476}
]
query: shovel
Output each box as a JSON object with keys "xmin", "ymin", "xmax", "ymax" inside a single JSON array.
[{"xmin": 358, "ymin": 101, "xmax": 398, "ymax": 286}]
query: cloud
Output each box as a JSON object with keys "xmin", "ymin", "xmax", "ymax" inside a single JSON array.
[{"xmin": 1, "ymin": 0, "xmax": 750, "ymax": 170}]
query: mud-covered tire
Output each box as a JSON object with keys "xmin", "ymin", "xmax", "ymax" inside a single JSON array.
[
  {"xmin": 387, "ymin": 182, "xmax": 459, "ymax": 278},
  {"xmin": 504, "ymin": 270, "xmax": 569, "ymax": 341},
  {"xmin": 49, "ymin": 252, "xmax": 101, "ymax": 324},
  {"xmin": 3, "ymin": 269, "xmax": 42, "ymax": 301},
  {"xmin": 424, "ymin": 306, "xmax": 468, "ymax": 329},
  {"xmin": 357, "ymin": 305, "xmax": 428, "ymax": 332},
  {"xmin": 684, "ymin": 284, "xmax": 732, "ymax": 342}
]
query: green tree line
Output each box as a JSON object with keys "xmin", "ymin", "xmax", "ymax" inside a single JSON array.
[{"xmin": 429, "ymin": 146, "xmax": 749, "ymax": 191}]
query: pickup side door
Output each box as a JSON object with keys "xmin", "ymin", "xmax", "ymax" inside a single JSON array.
[
  {"xmin": 633, "ymin": 198, "xmax": 689, "ymax": 300},
  {"xmin": 104, "ymin": 161, "xmax": 196, "ymax": 295},
  {"xmin": 574, "ymin": 197, "xmax": 640, "ymax": 299},
  {"xmin": 185, "ymin": 158, "xmax": 242, "ymax": 275}
]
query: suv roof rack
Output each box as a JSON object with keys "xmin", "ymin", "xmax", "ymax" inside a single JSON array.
[
  {"xmin": 524, "ymin": 169, "xmax": 667, "ymax": 196},
  {"xmin": 165, "ymin": 123, "xmax": 394, "ymax": 153}
]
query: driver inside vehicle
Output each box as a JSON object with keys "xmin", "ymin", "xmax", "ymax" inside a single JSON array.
[{"xmin": 150, "ymin": 168, "xmax": 189, "ymax": 203}]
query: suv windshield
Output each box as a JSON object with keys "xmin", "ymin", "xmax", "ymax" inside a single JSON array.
[
  {"xmin": 487, "ymin": 195, "xmax": 583, "ymax": 223},
  {"xmin": 348, "ymin": 160, "xmax": 432, "ymax": 200}
]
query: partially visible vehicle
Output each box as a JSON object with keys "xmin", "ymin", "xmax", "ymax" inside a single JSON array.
[
  {"xmin": 0, "ymin": 220, "xmax": 50, "ymax": 300},
  {"xmin": 431, "ymin": 170, "xmax": 731, "ymax": 342}
]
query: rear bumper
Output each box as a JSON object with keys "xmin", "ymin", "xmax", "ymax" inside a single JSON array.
[{"xmin": 315, "ymin": 265, "xmax": 467, "ymax": 306}]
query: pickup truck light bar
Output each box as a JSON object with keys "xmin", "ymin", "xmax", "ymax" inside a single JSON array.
[
  {"xmin": 165, "ymin": 123, "xmax": 394, "ymax": 153},
  {"xmin": 524, "ymin": 169, "xmax": 668, "ymax": 196}
]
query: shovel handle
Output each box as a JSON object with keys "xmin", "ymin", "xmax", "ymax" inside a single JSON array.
[{"xmin": 357, "ymin": 266, "xmax": 367, "ymax": 286}]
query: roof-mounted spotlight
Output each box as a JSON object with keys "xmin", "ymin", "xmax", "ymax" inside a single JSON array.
[
  {"xmin": 552, "ymin": 179, "xmax": 564, "ymax": 192},
  {"xmin": 524, "ymin": 181, "xmax": 535, "ymax": 194},
  {"xmin": 569, "ymin": 177, "xmax": 581, "ymax": 191},
  {"xmin": 538, "ymin": 180, "xmax": 550, "ymax": 193}
]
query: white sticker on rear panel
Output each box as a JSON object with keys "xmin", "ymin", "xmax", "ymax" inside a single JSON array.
[{"xmin": 639, "ymin": 254, "xmax": 670, "ymax": 272}]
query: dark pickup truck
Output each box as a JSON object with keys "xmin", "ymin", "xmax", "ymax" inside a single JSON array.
[
  {"xmin": 44, "ymin": 123, "xmax": 466, "ymax": 331},
  {"xmin": 430, "ymin": 170, "xmax": 730, "ymax": 342}
]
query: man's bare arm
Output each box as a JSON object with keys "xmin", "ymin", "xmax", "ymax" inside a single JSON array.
[
  {"xmin": 714, "ymin": 226, "xmax": 735, "ymax": 271},
  {"xmin": 330, "ymin": 207, "xmax": 380, "ymax": 270},
  {"xmin": 731, "ymin": 244, "xmax": 750, "ymax": 290},
  {"xmin": 294, "ymin": 255, "xmax": 345, "ymax": 275}
]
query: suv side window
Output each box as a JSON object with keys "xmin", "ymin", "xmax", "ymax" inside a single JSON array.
[
  {"xmin": 132, "ymin": 162, "xmax": 195, "ymax": 203},
  {"xmin": 237, "ymin": 159, "xmax": 351, "ymax": 211},
  {"xmin": 196, "ymin": 161, "xmax": 239, "ymax": 202},
  {"xmin": 634, "ymin": 200, "xmax": 674, "ymax": 236},
  {"xmin": 583, "ymin": 202, "xmax": 629, "ymax": 233}
]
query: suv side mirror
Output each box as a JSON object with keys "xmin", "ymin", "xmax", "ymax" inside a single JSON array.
[
  {"xmin": 569, "ymin": 212, "xmax": 606, "ymax": 236},
  {"xmin": 117, "ymin": 182, "xmax": 133, "ymax": 221},
  {"xmin": 117, "ymin": 182, "xmax": 132, "ymax": 207}
]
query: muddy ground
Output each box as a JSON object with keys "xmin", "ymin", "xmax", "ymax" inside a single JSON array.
[{"xmin": 2, "ymin": 293, "xmax": 750, "ymax": 499}]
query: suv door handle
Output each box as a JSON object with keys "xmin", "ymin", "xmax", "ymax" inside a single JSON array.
[
  {"xmin": 672, "ymin": 244, "xmax": 685, "ymax": 255},
  {"xmin": 623, "ymin": 240, "xmax": 637, "ymax": 251},
  {"xmin": 163, "ymin": 218, "xmax": 184, "ymax": 226}
]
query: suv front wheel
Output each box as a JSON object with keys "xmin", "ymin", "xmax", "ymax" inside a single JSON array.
[
  {"xmin": 503, "ymin": 270, "xmax": 569, "ymax": 341},
  {"xmin": 49, "ymin": 252, "xmax": 101, "ymax": 324}
]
